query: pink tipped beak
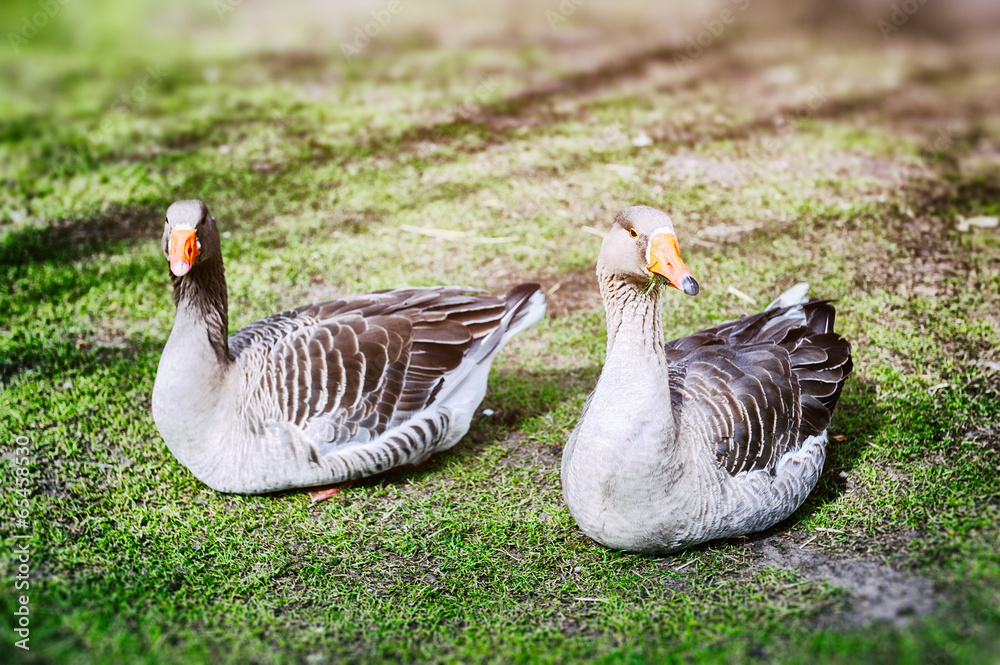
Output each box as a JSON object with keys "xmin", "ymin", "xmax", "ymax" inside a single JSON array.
[{"xmin": 169, "ymin": 229, "xmax": 199, "ymax": 276}]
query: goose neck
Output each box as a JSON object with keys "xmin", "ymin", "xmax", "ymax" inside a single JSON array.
[
  {"xmin": 600, "ymin": 275, "xmax": 667, "ymax": 368},
  {"xmin": 154, "ymin": 254, "xmax": 235, "ymax": 476},
  {"xmin": 170, "ymin": 255, "xmax": 232, "ymax": 365}
]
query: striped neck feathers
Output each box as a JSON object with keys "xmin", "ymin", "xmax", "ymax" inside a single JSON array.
[
  {"xmin": 598, "ymin": 267, "xmax": 668, "ymax": 368},
  {"xmin": 170, "ymin": 254, "xmax": 232, "ymax": 365}
]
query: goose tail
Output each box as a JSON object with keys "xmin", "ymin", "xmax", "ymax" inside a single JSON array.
[{"xmin": 475, "ymin": 283, "xmax": 546, "ymax": 360}]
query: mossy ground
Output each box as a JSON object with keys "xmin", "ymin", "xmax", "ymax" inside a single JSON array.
[{"xmin": 1, "ymin": 1, "xmax": 999, "ymax": 663}]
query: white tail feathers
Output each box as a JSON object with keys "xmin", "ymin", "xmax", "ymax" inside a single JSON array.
[
  {"xmin": 500, "ymin": 289, "xmax": 547, "ymax": 346},
  {"xmin": 766, "ymin": 282, "xmax": 810, "ymax": 310},
  {"xmin": 760, "ymin": 283, "xmax": 810, "ymax": 335}
]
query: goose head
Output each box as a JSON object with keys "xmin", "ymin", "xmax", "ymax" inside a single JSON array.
[
  {"xmin": 161, "ymin": 199, "xmax": 220, "ymax": 277},
  {"xmin": 598, "ymin": 205, "xmax": 699, "ymax": 296}
]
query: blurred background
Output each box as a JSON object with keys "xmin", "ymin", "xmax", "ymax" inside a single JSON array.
[
  {"xmin": 2, "ymin": 0, "xmax": 1000, "ymax": 333},
  {"xmin": 2, "ymin": 0, "xmax": 998, "ymax": 246},
  {"xmin": 2, "ymin": 0, "xmax": 999, "ymax": 227},
  {"xmin": 3, "ymin": 0, "xmax": 1000, "ymax": 58}
]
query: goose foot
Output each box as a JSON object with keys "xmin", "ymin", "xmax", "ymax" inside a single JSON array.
[{"xmin": 307, "ymin": 481, "xmax": 355, "ymax": 502}]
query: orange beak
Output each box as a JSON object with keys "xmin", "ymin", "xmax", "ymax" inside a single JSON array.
[
  {"xmin": 169, "ymin": 229, "xmax": 200, "ymax": 276},
  {"xmin": 647, "ymin": 233, "xmax": 699, "ymax": 295}
]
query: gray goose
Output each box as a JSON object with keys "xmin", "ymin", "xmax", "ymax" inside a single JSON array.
[
  {"xmin": 561, "ymin": 206, "xmax": 853, "ymax": 554},
  {"xmin": 152, "ymin": 200, "xmax": 546, "ymax": 495}
]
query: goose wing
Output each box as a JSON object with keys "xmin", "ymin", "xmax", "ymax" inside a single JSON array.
[
  {"xmin": 228, "ymin": 287, "xmax": 510, "ymax": 450},
  {"xmin": 665, "ymin": 299, "xmax": 853, "ymax": 476}
]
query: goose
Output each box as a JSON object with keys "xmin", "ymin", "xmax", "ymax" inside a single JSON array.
[
  {"xmin": 152, "ymin": 199, "xmax": 546, "ymax": 496},
  {"xmin": 561, "ymin": 206, "xmax": 853, "ymax": 554}
]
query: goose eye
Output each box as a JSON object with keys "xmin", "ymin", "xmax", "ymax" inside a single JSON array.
[{"xmin": 629, "ymin": 228, "xmax": 638, "ymax": 238}]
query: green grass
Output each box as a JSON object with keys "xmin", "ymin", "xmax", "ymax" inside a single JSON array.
[{"xmin": 2, "ymin": 1, "xmax": 1000, "ymax": 663}]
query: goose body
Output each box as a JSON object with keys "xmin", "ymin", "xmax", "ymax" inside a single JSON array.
[
  {"xmin": 561, "ymin": 206, "xmax": 852, "ymax": 554},
  {"xmin": 152, "ymin": 200, "xmax": 546, "ymax": 494}
]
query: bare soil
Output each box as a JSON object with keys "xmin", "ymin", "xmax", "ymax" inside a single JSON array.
[{"xmin": 754, "ymin": 533, "xmax": 937, "ymax": 628}]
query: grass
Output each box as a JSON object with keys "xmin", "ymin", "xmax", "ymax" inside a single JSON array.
[{"xmin": 2, "ymin": 0, "xmax": 1000, "ymax": 662}]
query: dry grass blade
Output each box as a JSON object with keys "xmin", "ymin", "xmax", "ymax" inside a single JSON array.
[
  {"xmin": 726, "ymin": 285, "xmax": 758, "ymax": 305},
  {"xmin": 400, "ymin": 224, "xmax": 515, "ymax": 243}
]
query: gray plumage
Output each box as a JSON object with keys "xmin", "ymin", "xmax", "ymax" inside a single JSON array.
[
  {"xmin": 153, "ymin": 200, "xmax": 546, "ymax": 493},
  {"xmin": 561, "ymin": 206, "xmax": 853, "ymax": 554}
]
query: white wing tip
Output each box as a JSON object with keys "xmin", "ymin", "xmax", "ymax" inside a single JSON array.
[
  {"xmin": 766, "ymin": 282, "xmax": 810, "ymax": 310},
  {"xmin": 520, "ymin": 290, "xmax": 548, "ymax": 330}
]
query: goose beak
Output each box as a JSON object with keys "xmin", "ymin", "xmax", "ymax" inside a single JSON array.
[
  {"xmin": 648, "ymin": 233, "xmax": 699, "ymax": 296},
  {"xmin": 169, "ymin": 228, "xmax": 200, "ymax": 276}
]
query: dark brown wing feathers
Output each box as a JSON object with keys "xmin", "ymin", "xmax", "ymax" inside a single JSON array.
[
  {"xmin": 227, "ymin": 285, "xmax": 541, "ymax": 452},
  {"xmin": 667, "ymin": 298, "xmax": 853, "ymax": 476}
]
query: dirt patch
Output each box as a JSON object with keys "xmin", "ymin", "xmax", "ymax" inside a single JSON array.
[
  {"xmin": 542, "ymin": 268, "xmax": 603, "ymax": 316},
  {"xmin": 485, "ymin": 264, "xmax": 601, "ymax": 317},
  {"xmin": 962, "ymin": 420, "xmax": 1000, "ymax": 457},
  {"xmin": 496, "ymin": 432, "xmax": 561, "ymax": 470},
  {"xmin": 754, "ymin": 534, "xmax": 937, "ymax": 627},
  {"xmin": 661, "ymin": 155, "xmax": 744, "ymax": 186}
]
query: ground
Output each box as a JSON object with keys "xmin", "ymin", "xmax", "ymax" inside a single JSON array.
[{"xmin": 1, "ymin": 0, "xmax": 999, "ymax": 663}]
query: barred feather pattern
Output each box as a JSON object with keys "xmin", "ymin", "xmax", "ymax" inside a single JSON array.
[
  {"xmin": 230, "ymin": 288, "xmax": 504, "ymax": 439},
  {"xmin": 665, "ymin": 298, "xmax": 853, "ymax": 478},
  {"xmin": 212, "ymin": 284, "xmax": 543, "ymax": 492}
]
